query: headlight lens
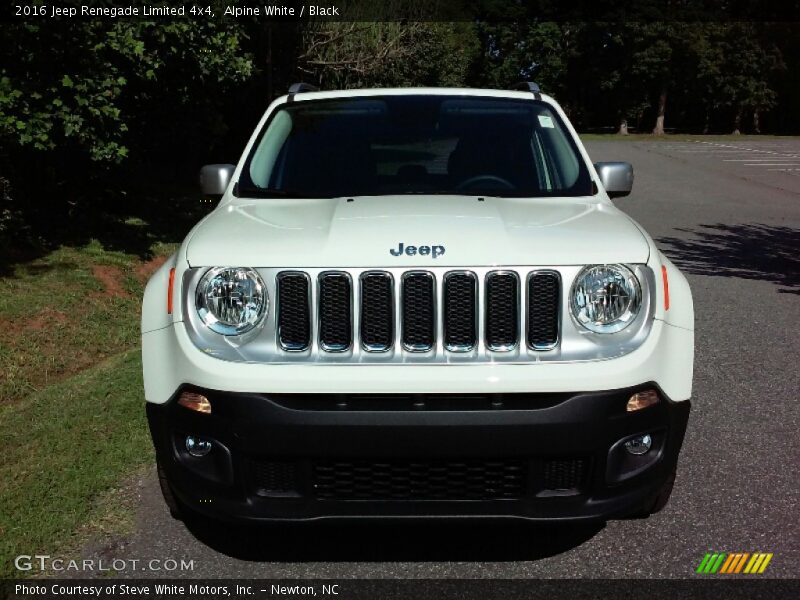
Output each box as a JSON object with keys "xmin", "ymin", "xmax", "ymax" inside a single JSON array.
[
  {"xmin": 570, "ymin": 264, "xmax": 641, "ymax": 333},
  {"xmin": 196, "ymin": 267, "xmax": 267, "ymax": 335}
]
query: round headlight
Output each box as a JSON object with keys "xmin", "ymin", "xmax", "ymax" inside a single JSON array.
[
  {"xmin": 196, "ymin": 267, "xmax": 268, "ymax": 335},
  {"xmin": 570, "ymin": 264, "xmax": 641, "ymax": 333}
]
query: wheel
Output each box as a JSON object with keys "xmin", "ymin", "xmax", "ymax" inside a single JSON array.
[{"xmin": 156, "ymin": 459, "xmax": 184, "ymax": 520}]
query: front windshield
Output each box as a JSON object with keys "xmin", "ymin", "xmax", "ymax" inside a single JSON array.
[{"xmin": 239, "ymin": 95, "xmax": 593, "ymax": 198}]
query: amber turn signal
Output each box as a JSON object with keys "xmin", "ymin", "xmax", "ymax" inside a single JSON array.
[
  {"xmin": 178, "ymin": 391, "xmax": 211, "ymax": 414},
  {"xmin": 167, "ymin": 267, "xmax": 176, "ymax": 314},
  {"xmin": 626, "ymin": 389, "xmax": 660, "ymax": 412}
]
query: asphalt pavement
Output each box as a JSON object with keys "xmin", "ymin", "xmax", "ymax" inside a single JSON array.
[{"xmin": 93, "ymin": 138, "xmax": 799, "ymax": 579}]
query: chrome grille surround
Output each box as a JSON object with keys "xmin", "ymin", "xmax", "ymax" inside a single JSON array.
[
  {"xmin": 275, "ymin": 271, "xmax": 311, "ymax": 351},
  {"xmin": 443, "ymin": 271, "xmax": 478, "ymax": 352},
  {"xmin": 526, "ymin": 270, "xmax": 561, "ymax": 351},
  {"xmin": 183, "ymin": 265, "xmax": 656, "ymax": 365},
  {"xmin": 484, "ymin": 270, "xmax": 520, "ymax": 351},
  {"xmin": 401, "ymin": 271, "xmax": 437, "ymax": 352},
  {"xmin": 359, "ymin": 271, "xmax": 395, "ymax": 352},
  {"xmin": 317, "ymin": 271, "xmax": 353, "ymax": 352}
]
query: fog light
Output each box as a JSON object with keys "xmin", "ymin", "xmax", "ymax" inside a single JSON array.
[
  {"xmin": 178, "ymin": 391, "xmax": 211, "ymax": 414},
  {"xmin": 626, "ymin": 389, "xmax": 659, "ymax": 412},
  {"xmin": 624, "ymin": 434, "xmax": 653, "ymax": 455},
  {"xmin": 185, "ymin": 436, "xmax": 212, "ymax": 457}
]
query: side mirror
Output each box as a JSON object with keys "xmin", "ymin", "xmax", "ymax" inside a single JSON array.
[
  {"xmin": 199, "ymin": 164, "xmax": 236, "ymax": 196},
  {"xmin": 594, "ymin": 162, "xmax": 634, "ymax": 198}
]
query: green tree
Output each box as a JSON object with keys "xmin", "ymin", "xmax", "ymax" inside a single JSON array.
[
  {"xmin": 0, "ymin": 13, "xmax": 254, "ymax": 246},
  {"xmin": 0, "ymin": 18, "xmax": 253, "ymax": 164}
]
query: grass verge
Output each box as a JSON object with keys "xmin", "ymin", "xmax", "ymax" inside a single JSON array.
[
  {"xmin": 0, "ymin": 239, "xmax": 176, "ymax": 579},
  {"xmin": 0, "ymin": 350, "xmax": 152, "ymax": 579}
]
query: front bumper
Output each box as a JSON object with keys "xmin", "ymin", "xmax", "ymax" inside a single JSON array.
[{"xmin": 147, "ymin": 384, "xmax": 690, "ymax": 522}]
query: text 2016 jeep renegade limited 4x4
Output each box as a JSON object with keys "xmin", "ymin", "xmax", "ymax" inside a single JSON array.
[{"xmin": 142, "ymin": 84, "xmax": 693, "ymax": 523}]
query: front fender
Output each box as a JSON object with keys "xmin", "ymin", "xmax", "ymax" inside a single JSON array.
[
  {"xmin": 659, "ymin": 252, "xmax": 694, "ymax": 332},
  {"xmin": 141, "ymin": 252, "xmax": 178, "ymax": 334}
]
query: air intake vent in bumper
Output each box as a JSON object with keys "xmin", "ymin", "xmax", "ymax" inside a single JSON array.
[
  {"xmin": 360, "ymin": 272, "xmax": 394, "ymax": 351},
  {"xmin": 276, "ymin": 272, "xmax": 311, "ymax": 351},
  {"xmin": 251, "ymin": 461, "xmax": 300, "ymax": 498},
  {"xmin": 401, "ymin": 272, "xmax": 435, "ymax": 351},
  {"xmin": 312, "ymin": 459, "xmax": 526, "ymax": 501},
  {"xmin": 527, "ymin": 272, "xmax": 561, "ymax": 349},
  {"xmin": 318, "ymin": 272, "xmax": 352, "ymax": 351},
  {"xmin": 485, "ymin": 272, "xmax": 519, "ymax": 350},
  {"xmin": 444, "ymin": 272, "xmax": 477, "ymax": 351},
  {"xmin": 539, "ymin": 458, "xmax": 589, "ymax": 496}
]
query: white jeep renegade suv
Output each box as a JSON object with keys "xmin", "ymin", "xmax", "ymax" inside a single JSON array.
[{"xmin": 142, "ymin": 83, "xmax": 693, "ymax": 522}]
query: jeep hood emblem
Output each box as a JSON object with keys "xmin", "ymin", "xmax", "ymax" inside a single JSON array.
[{"xmin": 390, "ymin": 242, "xmax": 445, "ymax": 259}]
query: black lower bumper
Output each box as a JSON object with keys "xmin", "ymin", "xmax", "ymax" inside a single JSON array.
[{"xmin": 146, "ymin": 385, "xmax": 690, "ymax": 522}]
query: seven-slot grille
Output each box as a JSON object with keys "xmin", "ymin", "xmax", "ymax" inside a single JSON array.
[{"xmin": 274, "ymin": 269, "xmax": 561, "ymax": 354}]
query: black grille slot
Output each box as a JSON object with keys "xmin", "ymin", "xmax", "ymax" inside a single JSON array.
[
  {"xmin": 251, "ymin": 461, "xmax": 300, "ymax": 497},
  {"xmin": 276, "ymin": 273, "xmax": 310, "ymax": 350},
  {"xmin": 360, "ymin": 272, "xmax": 394, "ymax": 351},
  {"xmin": 402, "ymin": 272, "xmax": 435, "ymax": 351},
  {"xmin": 313, "ymin": 459, "xmax": 526, "ymax": 501},
  {"xmin": 527, "ymin": 272, "xmax": 560, "ymax": 349},
  {"xmin": 318, "ymin": 273, "xmax": 352, "ymax": 351},
  {"xmin": 540, "ymin": 458, "xmax": 588, "ymax": 494},
  {"xmin": 444, "ymin": 272, "xmax": 477, "ymax": 350},
  {"xmin": 485, "ymin": 272, "xmax": 519, "ymax": 350}
]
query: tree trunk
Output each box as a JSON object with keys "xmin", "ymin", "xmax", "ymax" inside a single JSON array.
[
  {"xmin": 753, "ymin": 108, "xmax": 761, "ymax": 134},
  {"xmin": 652, "ymin": 88, "xmax": 667, "ymax": 135},
  {"xmin": 618, "ymin": 117, "xmax": 629, "ymax": 135},
  {"xmin": 732, "ymin": 107, "xmax": 743, "ymax": 135},
  {"xmin": 702, "ymin": 110, "xmax": 710, "ymax": 134}
]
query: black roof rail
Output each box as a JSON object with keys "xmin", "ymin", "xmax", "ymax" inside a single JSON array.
[
  {"xmin": 512, "ymin": 81, "xmax": 542, "ymax": 99},
  {"xmin": 288, "ymin": 82, "xmax": 319, "ymax": 94},
  {"xmin": 286, "ymin": 81, "xmax": 319, "ymax": 102},
  {"xmin": 287, "ymin": 82, "xmax": 319, "ymax": 101}
]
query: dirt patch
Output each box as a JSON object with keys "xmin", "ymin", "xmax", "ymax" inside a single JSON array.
[
  {"xmin": 27, "ymin": 307, "xmax": 69, "ymax": 332},
  {"xmin": 135, "ymin": 254, "xmax": 170, "ymax": 283},
  {"xmin": 92, "ymin": 265, "xmax": 129, "ymax": 298}
]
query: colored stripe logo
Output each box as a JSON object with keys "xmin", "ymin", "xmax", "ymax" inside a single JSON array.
[{"xmin": 696, "ymin": 552, "xmax": 773, "ymax": 574}]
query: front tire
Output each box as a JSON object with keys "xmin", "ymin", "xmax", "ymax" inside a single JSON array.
[{"xmin": 156, "ymin": 459, "xmax": 183, "ymax": 520}]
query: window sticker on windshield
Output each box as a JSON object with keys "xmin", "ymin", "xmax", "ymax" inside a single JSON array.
[{"xmin": 538, "ymin": 115, "xmax": 555, "ymax": 128}]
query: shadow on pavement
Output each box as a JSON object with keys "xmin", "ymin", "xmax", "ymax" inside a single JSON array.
[
  {"xmin": 181, "ymin": 514, "xmax": 604, "ymax": 563},
  {"xmin": 657, "ymin": 223, "xmax": 800, "ymax": 294}
]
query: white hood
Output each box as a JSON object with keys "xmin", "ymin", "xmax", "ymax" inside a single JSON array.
[{"xmin": 185, "ymin": 195, "xmax": 650, "ymax": 267}]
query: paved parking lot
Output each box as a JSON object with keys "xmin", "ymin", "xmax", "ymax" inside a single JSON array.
[
  {"xmin": 89, "ymin": 138, "xmax": 799, "ymax": 580},
  {"xmin": 645, "ymin": 139, "xmax": 800, "ymax": 191}
]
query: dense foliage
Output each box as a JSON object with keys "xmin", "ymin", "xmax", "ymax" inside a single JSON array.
[{"xmin": 0, "ymin": 17, "xmax": 797, "ymax": 254}]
